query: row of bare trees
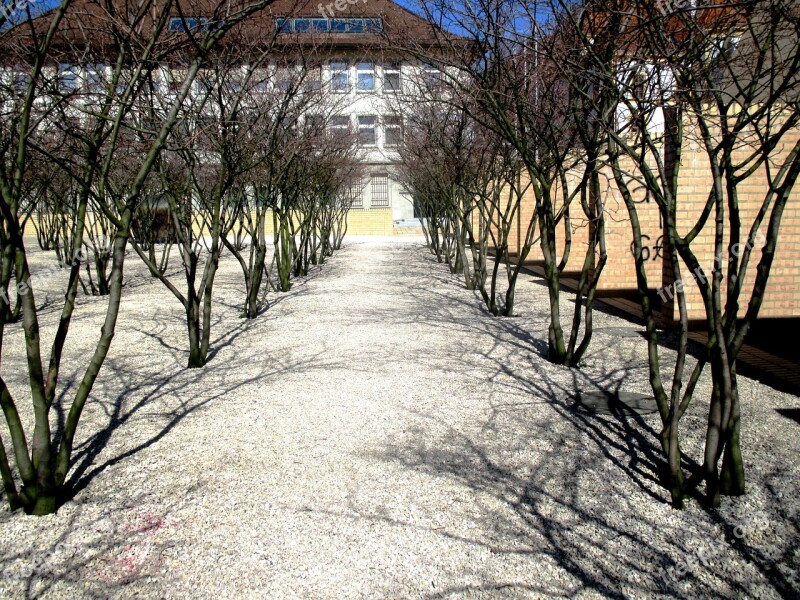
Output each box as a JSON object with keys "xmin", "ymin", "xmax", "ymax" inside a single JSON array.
[
  {"xmin": 401, "ymin": 0, "xmax": 800, "ymax": 509},
  {"xmin": 0, "ymin": 1, "xmax": 359, "ymax": 514}
]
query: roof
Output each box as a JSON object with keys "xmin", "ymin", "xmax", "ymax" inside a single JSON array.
[{"xmin": 0, "ymin": 0, "xmax": 462, "ymax": 60}]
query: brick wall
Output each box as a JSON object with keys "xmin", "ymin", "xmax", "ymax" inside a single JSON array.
[
  {"xmin": 505, "ymin": 118, "xmax": 800, "ymax": 321},
  {"xmin": 344, "ymin": 208, "xmax": 394, "ymax": 236}
]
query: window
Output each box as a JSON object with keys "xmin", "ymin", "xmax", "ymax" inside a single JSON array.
[
  {"xmin": 423, "ymin": 63, "xmax": 442, "ymax": 88},
  {"xmin": 358, "ymin": 116, "xmax": 376, "ymax": 146},
  {"xmin": 305, "ymin": 114, "xmax": 324, "ymax": 133},
  {"xmin": 347, "ymin": 178, "xmax": 364, "ymax": 208},
  {"xmin": 250, "ymin": 68, "xmax": 269, "ymax": 93},
  {"xmin": 276, "ymin": 63, "xmax": 294, "ymax": 91},
  {"xmin": 304, "ymin": 64, "xmax": 322, "ymax": 91},
  {"xmin": 170, "ymin": 17, "xmax": 200, "ymax": 31},
  {"xmin": 356, "ymin": 62, "xmax": 375, "ymax": 92},
  {"xmin": 225, "ymin": 77, "xmax": 243, "ymax": 94},
  {"xmin": 148, "ymin": 76, "xmax": 164, "ymax": 94},
  {"xmin": 371, "ymin": 174, "xmax": 389, "ymax": 208},
  {"xmin": 346, "ymin": 18, "xmax": 365, "ymax": 33},
  {"xmin": 292, "ymin": 18, "xmax": 312, "ymax": 32},
  {"xmin": 58, "ymin": 63, "xmax": 78, "ymax": 92},
  {"xmin": 331, "ymin": 115, "xmax": 350, "ymax": 136},
  {"xmin": 169, "ymin": 68, "xmax": 187, "ymax": 92},
  {"xmin": 276, "ymin": 17, "xmax": 382, "ymax": 33},
  {"xmin": 12, "ymin": 68, "xmax": 30, "ymax": 96},
  {"xmin": 194, "ymin": 72, "xmax": 213, "ymax": 95},
  {"xmin": 384, "ymin": 116, "xmax": 402, "ymax": 146},
  {"xmin": 364, "ymin": 19, "xmax": 383, "ymax": 32},
  {"xmin": 168, "ymin": 17, "xmax": 217, "ymax": 32},
  {"xmin": 384, "ymin": 62, "xmax": 401, "ymax": 93},
  {"xmin": 86, "ymin": 63, "xmax": 107, "ymax": 93},
  {"xmin": 330, "ymin": 61, "xmax": 349, "ymax": 92}
]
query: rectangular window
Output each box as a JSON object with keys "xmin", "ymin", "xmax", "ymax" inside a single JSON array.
[
  {"xmin": 347, "ymin": 18, "xmax": 365, "ymax": 33},
  {"xmin": 58, "ymin": 63, "xmax": 78, "ymax": 92},
  {"xmin": 371, "ymin": 174, "xmax": 389, "ymax": 208},
  {"xmin": 304, "ymin": 64, "xmax": 322, "ymax": 91},
  {"xmin": 86, "ymin": 63, "xmax": 107, "ymax": 93},
  {"xmin": 423, "ymin": 63, "xmax": 442, "ymax": 88},
  {"xmin": 364, "ymin": 19, "xmax": 383, "ymax": 32},
  {"xmin": 170, "ymin": 17, "xmax": 198, "ymax": 31},
  {"xmin": 169, "ymin": 17, "xmax": 213, "ymax": 31},
  {"xmin": 384, "ymin": 62, "xmax": 401, "ymax": 93},
  {"xmin": 276, "ymin": 64, "xmax": 294, "ymax": 91},
  {"xmin": 348, "ymin": 178, "xmax": 364, "ymax": 208},
  {"xmin": 250, "ymin": 68, "xmax": 270, "ymax": 93},
  {"xmin": 169, "ymin": 68, "xmax": 187, "ymax": 92},
  {"xmin": 305, "ymin": 114, "xmax": 324, "ymax": 133},
  {"xmin": 293, "ymin": 18, "xmax": 312, "ymax": 32},
  {"xmin": 226, "ymin": 78, "xmax": 243, "ymax": 93},
  {"xmin": 194, "ymin": 72, "xmax": 213, "ymax": 95},
  {"xmin": 358, "ymin": 116, "xmax": 376, "ymax": 146},
  {"xmin": 12, "ymin": 69, "xmax": 31, "ymax": 96},
  {"xmin": 384, "ymin": 116, "xmax": 402, "ymax": 147},
  {"xmin": 330, "ymin": 61, "xmax": 349, "ymax": 92},
  {"xmin": 329, "ymin": 18, "xmax": 348, "ymax": 33},
  {"xmin": 331, "ymin": 115, "xmax": 350, "ymax": 136},
  {"xmin": 356, "ymin": 62, "xmax": 375, "ymax": 92},
  {"xmin": 276, "ymin": 17, "xmax": 382, "ymax": 34}
]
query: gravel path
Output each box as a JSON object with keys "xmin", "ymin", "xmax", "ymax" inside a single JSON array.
[{"xmin": 0, "ymin": 237, "xmax": 798, "ymax": 599}]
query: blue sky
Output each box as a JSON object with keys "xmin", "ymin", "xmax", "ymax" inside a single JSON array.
[
  {"xmin": 1, "ymin": 0, "xmax": 61, "ymax": 30},
  {"xmin": 1, "ymin": 0, "xmax": 443, "ymax": 33}
]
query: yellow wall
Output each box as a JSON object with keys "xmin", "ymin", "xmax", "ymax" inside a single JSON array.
[{"xmin": 344, "ymin": 208, "xmax": 394, "ymax": 235}]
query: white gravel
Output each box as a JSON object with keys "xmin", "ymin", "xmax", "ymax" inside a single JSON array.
[{"xmin": 0, "ymin": 236, "xmax": 798, "ymax": 599}]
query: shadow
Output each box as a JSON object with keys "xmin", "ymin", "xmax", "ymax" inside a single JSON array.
[
  {"xmin": 327, "ymin": 240, "xmax": 796, "ymax": 597},
  {"xmin": 775, "ymin": 408, "xmax": 800, "ymax": 425},
  {"xmin": 59, "ymin": 346, "xmax": 339, "ymax": 506},
  {"xmin": 0, "ymin": 491, "xmax": 188, "ymax": 598}
]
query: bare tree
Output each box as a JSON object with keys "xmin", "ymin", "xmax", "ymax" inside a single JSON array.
[
  {"xmin": 0, "ymin": 0, "xmax": 279, "ymax": 515},
  {"xmin": 406, "ymin": 0, "xmax": 608, "ymax": 363},
  {"xmin": 554, "ymin": 0, "xmax": 800, "ymax": 506}
]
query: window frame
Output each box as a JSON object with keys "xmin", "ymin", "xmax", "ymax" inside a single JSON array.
[
  {"xmin": 85, "ymin": 63, "xmax": 107, "ymax": 94},
  {"xmin": 58, "ymin": 63, "xmax": 79, "ymax": 93},
  {"xmin": 276, "ymin": 17, "xmax": 383, "ymax": 34},
  {"xmin": 356, "ymin": 62, "xmax": 375, "ymax": 92},
  {"xmin": 357, "ymin": 115, "xmax": 377, "ymax": 147},
  {"xmin": 304, "ymin": 63, "xmax": 322, "ymax": 91},
  {"xmin": 383, "ymin": 62, "xmax": 402, "ymax": 93},
  {"xmin": 330, "ymin": 61, "xmax": 349, "ymax": 93},
  {"xmin": 384, "ymin": 115, "xmax": 403, "ymax": 147},
  {"xmin": 276, "ymin": 62, "xmax": 295, "ymax": 92},
  {"xmin": 348, "ymin": 177, "xmax": 365, "ymax": 209},
  {"xmin": 370, "ymin": 173, "xmax": 390, "ymax": 208},
  {"xmin": 331, "ymin": 115, "xmax": 351, "ymax": 136},
  {"xmin": 422, "ymin": 63, "xmax": 443, "ymax": 89}
]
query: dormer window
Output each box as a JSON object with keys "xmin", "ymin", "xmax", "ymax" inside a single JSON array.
[
  {"xmin": 275, "ymin": 17, "xmax": 383, "ymax": 34},
  {"xmin": 169, "ymin": 17, "xmax": 220, "ymax": 32}
]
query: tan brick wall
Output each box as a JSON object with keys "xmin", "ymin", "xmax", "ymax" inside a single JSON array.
[
  {"xmin": 506, "ymin": 119, "xmax": 800, "ymax": 321},
  {"xmin": 671, "ymin": 122, "xmax": 800, "ymax": 320},
  {"xmin": 345, "ymin": 208, "xmax": 393, "ymax": 235}
]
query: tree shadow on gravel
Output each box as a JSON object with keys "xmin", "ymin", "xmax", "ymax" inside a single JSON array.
[
  {"xmin": 352, "ymin": 244, "xmax": 796, "ymax": 598},
  {"xmin": 0, "ymin": 491, "xmax": 188, "ymax": 599},
  {"xmin": 373, "ymin": 398, "xmax": 790, "ymax": 598},
  {"xmin": 55, "ymin": 347, "xmax": 339, "ymax": 508}
]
